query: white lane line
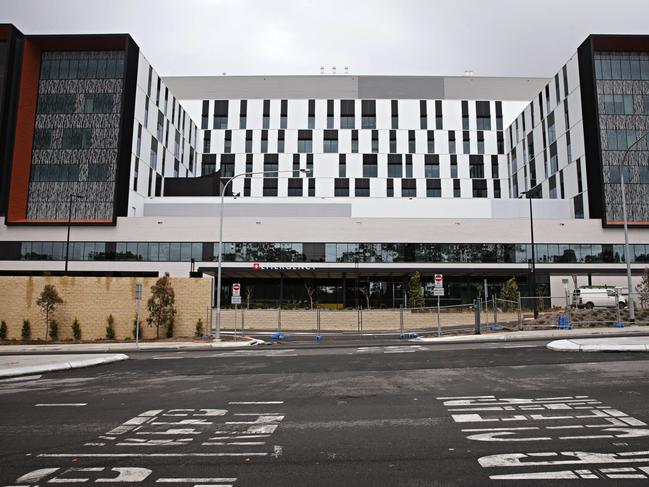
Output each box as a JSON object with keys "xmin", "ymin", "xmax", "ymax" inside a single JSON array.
[
  {"xmin": 38, "ymin": 453, "xmax": 267, "ymax": 458},
  {"xmin": 503, "ymin": 345, "xmax": 538, "ymax": 349},
  {"xmin": 156, "ymin": 479, "xmax": 237, "ymax": 483},
  {"xmin": 0, "ymin": 374, "xmax": 43, "ymax": 382},
  {"xmin": 35, "ymin": 403, "xmax": 87, "ymax": 407},
  {"xmin": 228, "ymin": 401, "xmax": 284, "ymax": 405}
]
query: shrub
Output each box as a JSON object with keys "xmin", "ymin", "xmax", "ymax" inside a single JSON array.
[
  {"xmin": 106, "ymin": 314, "xmax": 116, "ymax": 340},
  {"xmin": 0, "ymin": 320, "xmax": 7, "ymax": 340},
  {"xmin": 71, "ymin": 318, "xmax": 82, "ymax": 341},
  {"xmin": 132, "ymin": 317, "xmax": 143, "ymax": 339},
  {"xmin": 166, "ymin": 317, "xmax": 174, "ymax": 338},
  {"xmin": 195, "ymin": 318, "xmax": 204, "ymax": 337},
  {"xmin": 21, "ymin": 319, "xmax": 31, "ymax": 340},
  {"xmin": 49, "ymin": 320, "xmax": 59, "ymax": 341}
]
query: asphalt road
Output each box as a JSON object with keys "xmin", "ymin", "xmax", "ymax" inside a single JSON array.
[{"xmin": 1, "ymin": 341, "xmax": 648, "ymax": 486}]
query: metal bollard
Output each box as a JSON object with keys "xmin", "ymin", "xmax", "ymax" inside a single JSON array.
[
  {"xmin": 437, "ymin": 296, "xmax": 441, "ymax": 337},
  {"xmin": 400, "ymin": 306, "xmax": 404, "ymax": 337},
  {"xmin": 616, "ymin": 289, "xmax": 622, "ymax": 325},
  {"xmin": 474, "ymin": 299, "xmax": 481, "ymax": 335},
  {"xmin": 360, "ymin": 308, "xmax": 363, "ymax": 333},
  {"xmin": 493, "ymin": 295, "xmax": 497, "ymax": 325},
  {"xmin": 517, "ymin": 295, "xmax": 523, "ymax": 331},
  {"xmin": 316, "ymin": 308, "xmax": 321, "ymax": 338},
  {"xmin": 241, "ymin": 307, "xmax": 245, "ymax": 334}
]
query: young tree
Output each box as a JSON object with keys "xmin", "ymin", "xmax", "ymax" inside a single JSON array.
[
  {"xmin": 408, "ymin": 272, "xmax": 425, "ymax": 308},
  {"xmin": 637, "ymin": 267, "xmax": 649, "ymax": 310},
  {"xmin": 244, "ymin": 286, "xmax": 254, "ymax": 309},
  {"xmin": 359, "ymin": 286, "xmax": 371, "ymax": 310},
  {"xmin": 304, "ymin": 281, "xmax": 316, "ymax": 309},
  {"xmin": 146, "ymin": 273, "xmax": 177, "ymax": 339},
  {"xmin": 500, "ymin": 277, "xmax": 520, "ymax": 307},
  {"xmin": 0, "ymin": 320, "xmax": 7, "ymax": 340},
  {"xmin": 36, "ymin": 284, "xmax": 63, "ymax": 341}
]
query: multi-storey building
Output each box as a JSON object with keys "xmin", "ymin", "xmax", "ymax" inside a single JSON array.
[{"xmin": 1, "ymin": 24, "xmax": 648, "ymax": 308}]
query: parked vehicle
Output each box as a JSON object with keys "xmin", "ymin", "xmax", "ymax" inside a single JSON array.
[{"xmin": 572, "ymin": 287, "xmax": 627, "ymax": 309}]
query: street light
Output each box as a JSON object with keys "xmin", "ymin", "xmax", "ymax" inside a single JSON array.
[
  {"xmin": 64, "ymin": 194, "xmax": 83, "ymax": 274},
  {"xmin": 520, "ymin": 190, "xmax": 538, "ymax": 319},
  {"xmin": 619, "ymin": 129, "xmax": 649, "ymax": 324},
  {"xmin": 213, "ymin": 168, "xmax": 312, "ymax": 339}
]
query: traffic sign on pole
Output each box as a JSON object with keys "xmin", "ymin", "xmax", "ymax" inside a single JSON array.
[
  {"xmin": 232, "ymin": 283, "xmax": 241, "ymax": 297},
  {"xmin": 433, "ymin": 288, "xmax": 445, "ymax": 297},
  {"xmin": 434, "ymin": 274, "xmax": 443, "ymax": 288},
  {"xmin": 231, "ymin": 296, "xmax": 242, "ymax": 305}
]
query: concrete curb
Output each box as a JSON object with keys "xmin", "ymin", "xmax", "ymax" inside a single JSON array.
[
  {"xmin": 0, "ymin": 353, "xmax": 129, "ymax": 378},
  {"xmin": 411, "ymin": 328, "xmax": 649, "ymax": 345},
  {"xmin": 547, "ymin": 339, "xmax": 649, "ymax": 352},
  {"xmin": 0, "ymin": 339, "xmax": 263, "ymax": 354},
  {"xmin": 211, "ymin": 338, "xmax": 263, "ymax": 348}
]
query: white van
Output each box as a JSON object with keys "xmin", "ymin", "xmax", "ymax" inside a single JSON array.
[{"xmin": 572, "ymin": 287, "xmax": 627, "ymax": 309}]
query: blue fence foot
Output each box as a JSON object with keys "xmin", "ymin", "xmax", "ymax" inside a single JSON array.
[
  {"xmin": 399, "ymin": 333, "xmax": 406, "ymax": 339},
  {"xmin": 490, "ymin": 325, "xmax": 503, "ymax": 331},
  {"xmin": 315, "ymin": 335, "xmax": 323, "ymax": 341},
  {"xmin": 271, "ymin": 332, "xmax": 286, "ymax": 340},
  {"xmin": 613, "ymin": 323, "xmax": 625, "ymax": 328}
]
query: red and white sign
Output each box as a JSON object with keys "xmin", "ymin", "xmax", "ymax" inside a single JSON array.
[
  {"xmin": 252, "ymin": 262, "xmax": 261, "ymax": 271},
  {"xmin": 434, "ymin": 274, "xmax": 444, "ymax": 288},
  {"xmin": 232, "ymin": 283, "xmax": 241, "ymax": 297}
]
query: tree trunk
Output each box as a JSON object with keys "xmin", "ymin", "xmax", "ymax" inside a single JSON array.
[
  {"xmin": 156, "ymin": 324, "xmax": 160, "ymax": 339},
  {"xmin": 45, "ymin": 310, "xmax": 49, "ymax": 341}
]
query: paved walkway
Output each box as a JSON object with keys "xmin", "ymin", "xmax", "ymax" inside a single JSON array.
[
  {"xmin": 547, "ymin": 336, "xmax": 649, "ymax": 352},
  {"xmin": 0, "ymin": 338, "xmax": 260, "ymax": 354},
  {"xmin": 0, "ymin": 353, "xmax": 128, "ymax": 378}
]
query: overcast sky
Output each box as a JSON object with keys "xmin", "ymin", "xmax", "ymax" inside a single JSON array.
[{"xmin": 4, "ymin": 0, "xmax": 649, "ymax": 78}]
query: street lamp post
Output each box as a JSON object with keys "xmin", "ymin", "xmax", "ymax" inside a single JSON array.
[
  {"xmin": 214, "ymin": 168, "xmax": 311, "ymax": 339},
  {"xmin": 520, "ymin": 191, "xmax": 538, "ymax": 319},
  {"xmin": 619, "ymin": 129, "xmax": 649, "ymax": 324},
  {"xmin": 64, "ymin": 194, "xmax": 83, "ymax": 274}
]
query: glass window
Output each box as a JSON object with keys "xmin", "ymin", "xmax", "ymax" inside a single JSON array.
[
  {"xmin": 180, "ymin": 243, "xmax": 192, "ymax": 261},
  {"xmin": 62, "ymin": 128, "xmax": 92, "ymax": 149},
  {"xmin": 149, "ymin": 242, "xmax": 159, "ymax": 261},
  {"xmin": 298, "ymin": 139, "xmax": 312, "ymax": 153},
  {"xmin": 170, "ymin": 243, "xmax": 181, "ymax": 261},
  {"xmin": 84, "ymin": 93, "xmax": 114, "ymax": 114}
]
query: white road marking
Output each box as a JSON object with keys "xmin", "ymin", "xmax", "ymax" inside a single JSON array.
[
  {"xmin": 479, "ymin": 451, "xmax": 649, "ymax": 468},
  {"xmin": 156, "ymin": 478, "xmax": 237, "ymax": 483},
  {"xmin": 16, "ymin": 468, "xmax": 60, "ymax": 483},
  {"xmin": 491, "ymin": 471, "xmax": 580, "ymax": 480},
  {"xmin": 38, "ymin": 453, "xmax": 268, "ymax": 458},
  {"xmin": 0, "ymin": 374, "xmax": 42, "ymax": 382},
  {"xmin": 228, "ymin": 401, "xmax": 284, "ymax": 405},
  {"xmin": 35, "ymin": 403, "xmax": 87, "ymax": 407},
  {"xmin": 271, "ymin": 445, "xmax": 283, "ymax": 458},
  {"xmin": 95, "ymin": 468, "xmax": 152, "ymax": 483}
]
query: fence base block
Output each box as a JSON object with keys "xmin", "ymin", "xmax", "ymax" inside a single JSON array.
[
  {"xmin": 490, "ymin": 325, "xmax": 503, "ymax": 331},
  {"xmin": 271, "ymin": 332, "xmax": 287, "ymax": 340},
  {"xmin": 315, "ymin": 335, "xmax": 323, "ymax": 341},
  {"xmin": 613, "ymin": 323, "xmax": 625, "ymax": 328}
]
